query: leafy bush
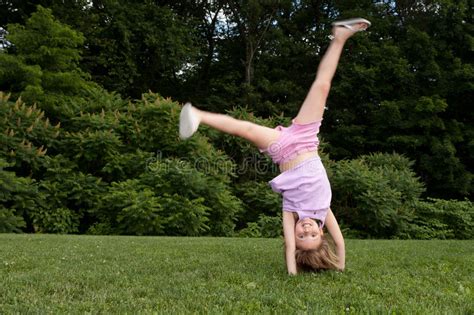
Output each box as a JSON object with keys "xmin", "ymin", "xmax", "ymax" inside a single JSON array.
[
  {"xmin": 0, "ymin": 207, "xmax": 25, "ymax": 233},
  {"xmin": 92, "ymin": 180, "xmax": 164, "ymax": 236},
  {"xmin": 60, "ymin": 129, "xmax": 123, "ymax": 174},
  {"xmin": 29, "ymin": 207, "xmax": 79, "ymax": 234},
  {"xmin": 0, "ymin": 88, "xmax": 247, "ymax": 236},
  {"xmin": 141, "ymin": 158, "xmax": 243, "ymax": 236},
  {"xmin": 234, "ymin": 181, "xmax": 281, "ymax": 225},
  {"xmin": 0, "ymin": 158, "xmax": 33, "ymax": 232},
  {"xmin": 89, "ymin": 178, "xmax": 212, "ymax": 237},
  {"xmin": 403, "ymin": 198, "xmax": 474, "ymax": 239},
  {"xmin": 0, "ymin": 93, "xmax": 60, "ymax": 174},
  {"xmin": 329, "ymin": 153, "xmax": 424, "ymax": 238},
  {"xmin": 238, "ymin": 214, "xmax": 282, "ymax": 238},
  {"xmin": 101, "ymin": 150, "xmax": 155, "ymax": 182},
  {"xmin": 359, "ymin": 153, "xmax": 425, "ymax": 206},
  {"xmin": 156, "ymin": 194, "xmax": 210, "ymax": 236},
  {"xmin": 38, "ymin": 155, "xmax": 104, "ymax": 233}
]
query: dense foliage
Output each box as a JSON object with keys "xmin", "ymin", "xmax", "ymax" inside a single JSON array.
[{"xmin": 0, "ymin": 3, "xmax": 472, "ymax": 238}]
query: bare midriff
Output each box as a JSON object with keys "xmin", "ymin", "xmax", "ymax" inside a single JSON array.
[{"xmin": 279, "ymin": 150, "xmax": 319, "ymax": 172}]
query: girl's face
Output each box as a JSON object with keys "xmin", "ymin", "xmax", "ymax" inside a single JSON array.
[{"xmin": 295, "ymin": 218, "xmax": 323, "ymax": 250}]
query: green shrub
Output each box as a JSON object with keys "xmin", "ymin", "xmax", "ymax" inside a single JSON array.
[
  {"xmin": 91, "ymin": 179, "xmax": 211, "ymax": 236},
  {"xmin": 0, "ymin": 207, "xmax": 26, "ymax": 233},
  {"xmin": 29, "ymin": 207, "xmax": 79, "ymax": 234},
  {"xmin": 39, "ymin": 155, "xmax": 105, "ymax": 233},
  {"xmin": 101, "ymin": 150, "xmax": 155, "ymax": 182},
  {"xmin": 238, "ymin": 214, "xmax": 282, "ymax": 238},
  {"xmin": 59, "ymin": 129, "xmax": 123, "ymax": 174},
  {"xmin": 96, "ymin": 180, "xmax": 164, "ymax": 236},
  {"xmin": 403, "ymin": 198, "xmax": 474, "ymax": 239},
  {"xmin": 257, "ymin": 214, "xmax": 282, "ymax": 238},
  {"xmin": 156, "ymin": 194, "xmax": 210, "ymax": 236},
  {"xmin": 34, "ymin": 157, "xmax": 103, "ymax": 234},
  {"xmin": 329, "ymin": 153, "xmax": 424, "ymax": 238},
  {"xmin": 0, "ymin": 158, "xmax": 33, "ymax": 232},
  {"xmin": 237, "ymin": 222, "xmax": 262, "ymax": 238},
  {"xmin": 359, "ymin": 153, "xmax": 425, "ymax": 206},
  {"xmin": 0, "ymin": 93, "xmax": 60, "ymax": 174},
  {"xmin": 234, "ymin": 181, "xmax": 281, "ymax": 224},
  {"xmin": 0, "ymin": 90, "xmax": 246, "ymax": 236},
  {"xmin": 330, "ymin": 159, "xmax": 402, "ymax": 237},
  {"xmin": 141, "ymin": 158, "xmax": 243, "ymax": 236}
]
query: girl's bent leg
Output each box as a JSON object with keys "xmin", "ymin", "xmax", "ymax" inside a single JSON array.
[{"xmin": 195, "ymin": 107, "xmax": 280, "ymax": 150}]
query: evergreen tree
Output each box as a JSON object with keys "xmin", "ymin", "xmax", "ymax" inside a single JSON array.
[{"xmin": 0, "ymin": 5, "xmax": 99, "ymax": 119}]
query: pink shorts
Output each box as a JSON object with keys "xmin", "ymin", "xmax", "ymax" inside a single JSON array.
[
  {"xmin": 269, "ymin": 157, "xmax": 331, "ymax": 225},
  {"xmin": 260, "ymin": 119, "xmax": 321, "ymax": 165}
]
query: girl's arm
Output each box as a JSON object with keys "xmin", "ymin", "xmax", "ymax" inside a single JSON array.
[
  {"xmin": 325, "ymin": 209, "xmax": 345, "ymax": 271},
  {"xmin": 282, "ymin": 211, "xmax": 297, "ymax": 275}
]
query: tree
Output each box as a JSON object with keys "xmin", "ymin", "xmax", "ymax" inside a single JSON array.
[
  {"xmin": 321, "ymin": 0, "xmax": 473, "ymax": 198},
  {"xmin": 1, "ymin": 1, "xmax": 471, "ymax": 199},
  {"xmin": 0, "ymin": 5, "xmax": 99, "ymax": 119},
  {"xmin": 73, "ymin": 1, "xmax": 199, "ymax": 99}
]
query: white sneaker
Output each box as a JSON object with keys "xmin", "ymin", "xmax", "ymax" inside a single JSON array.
[
  {"xmin": 332, "ymin": 18, "xmax": 372, "ymax": 32},
  {"xmin": 179, "ymin": 102, "xmax": 200, "ymax": 140}
]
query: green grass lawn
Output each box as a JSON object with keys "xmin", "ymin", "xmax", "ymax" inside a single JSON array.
[{"xmin": 0, "ymin": 234, "xmax": 473, "ymax": 314}]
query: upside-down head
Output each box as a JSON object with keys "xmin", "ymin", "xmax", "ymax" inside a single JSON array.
[
  {"xmin": 295, "ymin": 235, "xmax": 339, "ymax": 272},
  {"xmin": 294, "ymin": 217, "xmax": 338, "ymax": 272}
]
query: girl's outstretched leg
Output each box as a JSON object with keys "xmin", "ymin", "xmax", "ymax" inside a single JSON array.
[
  {"xmin": 295, "ymin": 22, "xmax": 370, "ymax": 124},
  {"xmin": 179, "ymin": 103, "xmax": 280, "ymax": 150}
]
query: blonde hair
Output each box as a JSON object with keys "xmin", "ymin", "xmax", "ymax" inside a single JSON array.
[
  {"xmin": 286, "ymin": 213, "xmax": 339, "ymax": 272},
  {"xmin": 295, "ymin": 234, "xmax": 339, "ymax": 272}
]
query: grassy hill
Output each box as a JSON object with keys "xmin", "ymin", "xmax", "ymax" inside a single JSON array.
[{"xmin": 0, "ymin": 234, "xmax": 472, "ymax": 313}]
